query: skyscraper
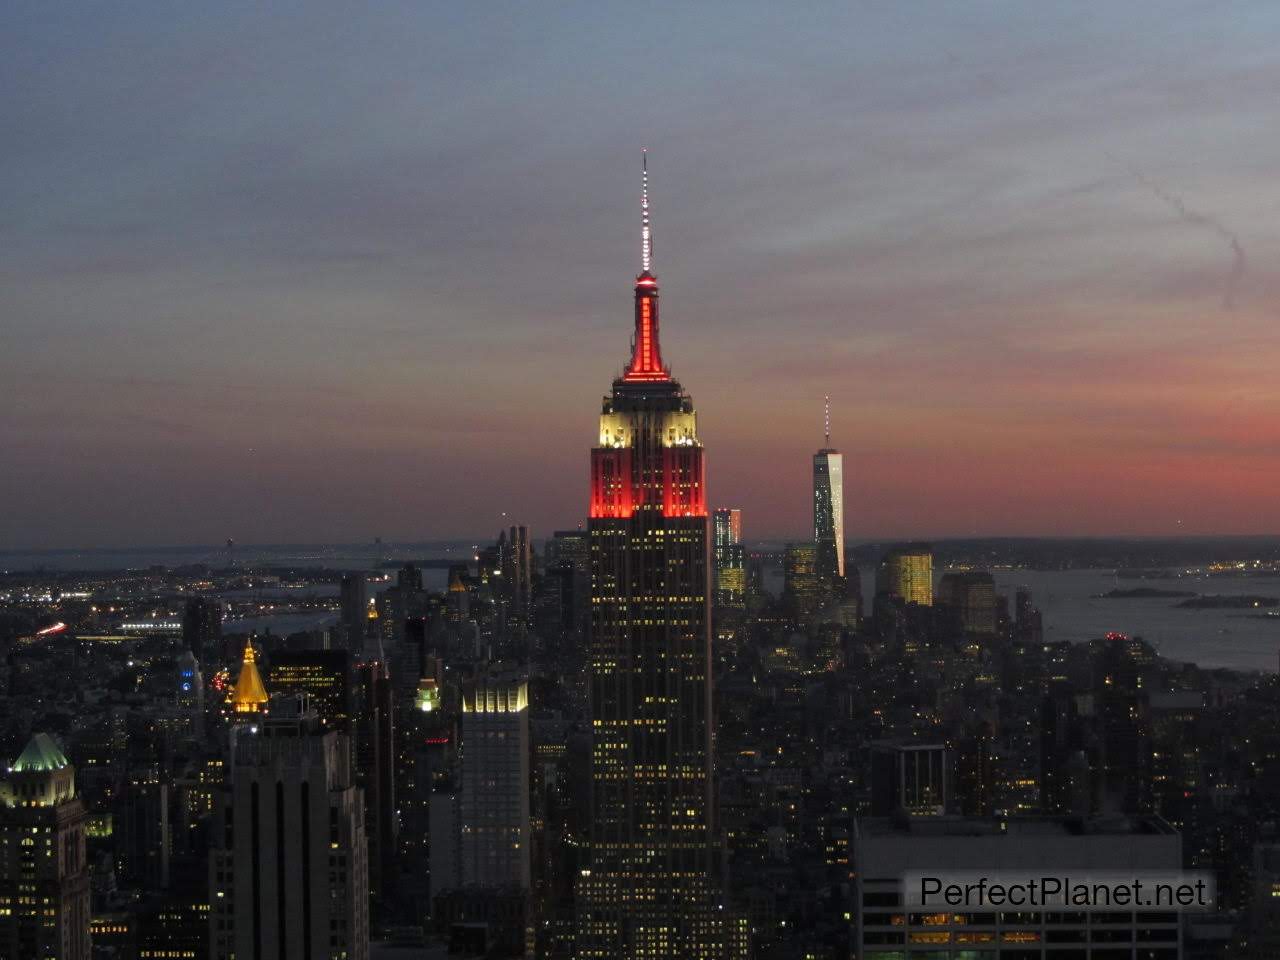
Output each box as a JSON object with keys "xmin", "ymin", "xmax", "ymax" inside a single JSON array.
[
  {"xmin": 0, "ymin": 734, "xmax": 90, "ymax": 960},
  {"xmin": 175, "ymin": 649, "xmax": 204, "ymax": 738},
  {"xmin": 578, "ymin": 155, "xmax": 721, "ymax": 959},
  {"xmin": 812, "ymin": 397, "xmax": 845, "ymax": 597},
  {"xmin": 456, "ymin": 668, "xmax": 530, "ymax": 889},
  {"xmin": 339, "ymin": 574, "xmax": 369, "ymax": 651},
  {"xmin": 936, "ymin": 570, "xmax": 997, "ymax": 635},
  {"xmin": 711, "ymin": 508, "xmax": 745, "ymax": 610},
  {"xmin": 430, "ymin": 668, "xmax": 533, "ymax": 956},
  {"xmin": 266, "ymin": 649, "xmax": 352, "ymax": 729},
  {"xmin": 354, "ymin": 658, "xmax": 396, "ymax": 902},
  {"xmin": 182, "ymin": 597, "xmax": 221, "ymax": 665},
  {"xmin": 875, "ymin": 543, "xmax": 934, "ymax": 607},
  {"xmin": 783, "ymin": 542, "xmax": 822, "ymax": 622},
  {"xmin": 210, "ymin": 695, "xmax": 369, "ymax": 960},
  {"xmin": 501, "ymin": 525, "xmax": 533, "ymax": 623}
]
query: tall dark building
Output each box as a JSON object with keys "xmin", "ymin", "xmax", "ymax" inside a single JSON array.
[
  {"xmin": 499, "ymin": 525, "xmax": 533, "ymax": 623},
  {"xmin": 339, "ymin": 574, "xmax": 369, "ymax": 651},
  {"xmin": 1015, "ymin": 587, "xmax": 1044, "ymax": 645},
  {"xmin": 1040, "ymin": 683, "xmax": 1094, "ymax": 815},
  {"xmin": 577, "ymin": 156, "xmax": 721, "ymax": 959},
  {"xmin": 537, "ymin": 530, "xmax": 590, "ymax": 645},
  {"xmin": 937, "ymin": 570, "xmax": 998, "ymax": 636},
  {"xmin": 210, "ymin": 696, "xmax": 369, "ymax": 960},
  {"xmin": 116, "ymin": 765, "xmax": 171, "ymax": 890},
  {"xmin": 354, "ymin": 658, "xmax": 396, "ymax": 902},
  {"xmin": 182, "ymin": 597, "xmax": 222, "ymax": 665}
]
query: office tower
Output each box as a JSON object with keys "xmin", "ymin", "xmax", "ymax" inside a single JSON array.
[
  {"xmin": 340, "ymin": 574, "xmax": 369, "ymax": 650},
  {"xmin": 354, "ymin": 658, "xmax": 396, "ymax": 901},
  {"xmin": 134, "ymin": 868, "xmax": 209, "ymax": 960},
  {"xmin": 379, "ymin": 564, "xmax": 427, "ymax": 647},
  {"xmin": 545, "ymin": 529, "xmax": 588, "ymax": 569},
  {"xmin": 404, "ymin": 615, "xmax": 430, "ymax": 680},
  {"xmin": 874, "ymin": 543, "xmax": 933, "ymax": 607},
  {"xmin": 951, "ymin": 721, "xmax": 996, "ymax": 817},
  {"xmin": 493, "ymin": 531, "xmax": 511, "ymax": 606},
  {"xmin": 176, "ymin": 650, "xmax": 203, "ymax": 710},
  {"xmin": 1040, "ymin": 684, "xmax": 1088, "ymax": 815},
  {"xmin": 841, "ymin": 563, "xmax": 863, "ymax": 625},
  {"xmin": 812, "ymin": 397, "xmax": 845, "ymax": 597},
  {"xmin": 182, "ymin": 597, "xmax": 221, "ymax": 665},
  {"xmin": 578, "ymin": 155, "xmax": 721, "ymax": 959},
  {"xmin": 399, "ymin": 661, "xmax": 450, "ymax": 926},
  {"xmin": 445, "ymin": 565, "xmax": 471, "ymax": 622},
  {"xmin": 0, "ymin": 734, "xmax": 91, "ymax": 960},
  {"xmin": 428, "ymin": 668, "xmax": 534, "ymax": 955},
  {"xmin": 266, "ymin": 650, "xmax": 352, "ymax": 729},
  {"xmin": 116, "ymin": 764, "xmax": 171, "ymax": 890},
  {"xmin": 398, "ymin": 563, "xmax": 423, "ymax": 593},
  {"xmin": 537, "ymin": 530, "xmax": 590, "ymax": 645},
  {"xmin": 1093, "ymin": 636, "xmax": 1154, "ymax": 814},
  {"xmin": 712, "ymin": 508, "xmax": 746, "ymax": 609},
  {"xmin": 868, "ymin": 741, "xmax": 948, "ymax": 816},
  {"xmin": 501, "ymin": 526, "xmax": 533, "ymax": 623},
  {"xmin": 936, "ymin": 570, "xmax": 998, "ymax": 635},
  {"xmin": 532, "ymin": 563, "xmax": 573, "ymax": 640},
  {"xmin": 210, "ymin": 695, "xmax": 369, "ymax": 960},
  {"xmin": 1149, "ymin": 690, "xmax": 1204, "ymax": 833},
  {"xmin": 457, "ymin": 668, "xmax": 530, "ymax": 889},
  {"xmin": 854, "ymin": 815, "xmax": 1182, "ymax": 959},
  {"xmin": 175, "ymin": 649, "xmax": 204, "ymax": 738},
  {"xmin": 1014, "ymin": 586, "xmax": 1044, "ymax": 645},
  {"xmin": 230, "ymin": 638, "xmax": 269, "ymax": 716},
  {"xmin": 783, "ymin": 542, "xmax": 822, "ymax": 621}
]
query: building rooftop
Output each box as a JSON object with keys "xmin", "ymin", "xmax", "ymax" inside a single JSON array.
[
  {"xmin": 12, "ymin": 732, "xmax": 69, "ymax": 773},
  {"xmin": 855, "ymin": 816, "xmax": 1181, "ymax": 877},
  {"xmin": 858, "ymin": 815, "xmax": 1177, "ymax": 839}
]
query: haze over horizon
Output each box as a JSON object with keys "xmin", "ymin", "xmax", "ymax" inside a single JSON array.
[{"xmin": 6, "ymin": 2, "xmax": 1280, "ymax": 549}]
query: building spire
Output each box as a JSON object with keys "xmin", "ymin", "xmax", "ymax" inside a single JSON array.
[
  {"xmin": 641, "ymin": 148, "xmax": 653, "ymax": 275},
  {"xmin": 625, "ymin": 150, "xmax": 668, "ymax": 381},
  {"xmin": 824, "ymin": 395, "xmax": 831, "ymax": 447}
]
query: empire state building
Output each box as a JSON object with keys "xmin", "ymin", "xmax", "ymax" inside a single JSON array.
[{"xmin": 576, "ymin": 155, "xmax": 722, "ymax": 959}]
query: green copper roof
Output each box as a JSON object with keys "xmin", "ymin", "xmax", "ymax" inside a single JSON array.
[{"xmin": 11, "ymin": 733, "xmax": 69, "ymax": 772}]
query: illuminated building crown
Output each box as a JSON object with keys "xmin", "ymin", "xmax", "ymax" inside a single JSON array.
[
  {"xmin": 232, "ymin": 638, "xmax": 269, "ymax": 713},
  {"xmin": 624, "ymin": 150, "xmax": 669, "ymax": 382}
]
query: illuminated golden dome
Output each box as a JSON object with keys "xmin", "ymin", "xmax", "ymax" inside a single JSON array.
[{"xmin": 231, "ymin": 638, "xmax": 268, "ymax": 713}]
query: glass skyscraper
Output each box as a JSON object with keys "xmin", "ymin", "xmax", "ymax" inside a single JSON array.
[{"xmin": 813, "ymin": 402, "xmax": 845, "ymax": 594}]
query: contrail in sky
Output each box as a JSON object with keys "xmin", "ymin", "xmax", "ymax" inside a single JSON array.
[
  {"xmin": 942, "ymin": 53, "xmax": 1246, "ymax": 311},
  {"xmin": 1113, "ymin": 157, "xmax": 1246, "ymax": 311}
]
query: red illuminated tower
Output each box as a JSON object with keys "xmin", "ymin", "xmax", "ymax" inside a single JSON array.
[{"xmin": 577, "ymin": 154, "xmax": 722, "ymax": 958}]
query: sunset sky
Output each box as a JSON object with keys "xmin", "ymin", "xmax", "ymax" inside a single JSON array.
[{"xmin": 4, "ymin": 1, "xmax": 1280, "ymax": 548}]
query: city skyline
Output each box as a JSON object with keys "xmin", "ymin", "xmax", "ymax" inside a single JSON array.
[
  {"xmin": 7, "ymin": 2, "xmax": 1280, "ymax": 549},
  {"xmin": 4, "ymin": 9, "xmax": 1280, "ymax": 957}
]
